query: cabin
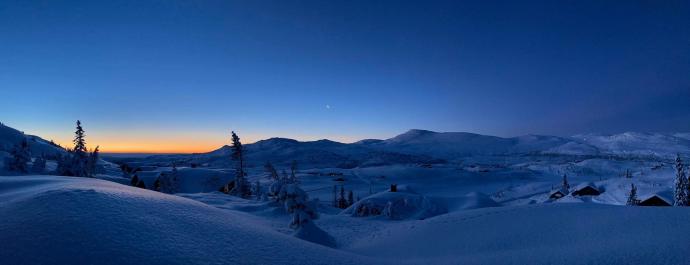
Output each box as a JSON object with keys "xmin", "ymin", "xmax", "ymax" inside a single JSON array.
[
  {"xmin": 638, "ymin": 194, "xmax": 672, "ymax": 206},
  {"xmin": 548, "ymin": 188, "xmax": 568, "ymax": 200},
  {"xmin": 571, "ymin": 183, "xmax": 601, "ymax": 196},
  {"xmin": 390, "ymin": 184, "xmax": 397, "ymax": 192}
]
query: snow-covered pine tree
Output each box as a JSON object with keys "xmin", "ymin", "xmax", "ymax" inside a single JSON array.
[
  {"xmin": 87, "ymin": 145, "xmax": 100, "ymax": 176},
  {"xmin": 562, "ymin": 174, "xmax": 570, "ymax": 192},
  {"xmin": 31, "ymin": 154, "xmax": 46, "ymax": 173},
  {"xmin": 332, "ymin": 185, "xmax": 337, "ymax": 207},
  {"xmin": 6, "ymin": 138, "xmax": 31, "ymax": 173},
  {"xmin": 264, "ymin": 161, "xmax": 279, "ymax": 180},
  {"xmin": 71, "ymin": 120, "xmax": 90, "ymax": 177},
  {"xmin": 673, "ymin": 154, "xmax": 688, "ymax": 206},
  {"xmin": 626, "ymin": 183, "xmax": 638, "ymax": 206},
  {"xmin": 337, "ymin": 185, "xmax": 347, "ymax": 209},
  {"xmin": 254, "ymin": 180, "xmax": 262, "ymax": 200},
  {"xmin": 278, "ymin": 184, "xmax": 318, "ymax": 229},
  {"xmin": 290, "ymin": 160, "xmax": 298, "ymax": 183},
  {"xmin": 229, "ymin": 131, "xmax": 250, "ymax": 197},
  {"xmin": 56, "ymin": 152, "xmax": 73, "ymax": 176},
  {"xmin": 347, "ymin": 190, "xmax": 354, "ymax": 207}
]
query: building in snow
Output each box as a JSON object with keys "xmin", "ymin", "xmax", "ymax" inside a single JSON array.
[
  {"xmin": 549, "ymin": 188, "xmax": 568, "ymax": 200},
  {"xmin": 638, "ymin": 194, "xmax": 672, "ymax": 206},
  {"xmin": 571, "ymin": 182, "xmax": 601, "ymax": 196}
]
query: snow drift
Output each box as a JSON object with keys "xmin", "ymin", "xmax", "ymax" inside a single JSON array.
[{"xmin": 0, "ymin": 175, "xmax": 382, "ymax": 265}]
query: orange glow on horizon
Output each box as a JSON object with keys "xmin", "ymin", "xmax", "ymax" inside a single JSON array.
[{"xmin": 48, "ymin": 131, "xmax": 364, "ymax": 154}]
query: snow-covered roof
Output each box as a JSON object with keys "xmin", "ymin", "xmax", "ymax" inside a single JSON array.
[
  {"xmin": 572, "ymin": 182, "xmax": 599, "ymax": 192},
  {"xmin": 549, "ymin": 188, "xmax": 568, "ymax": 196},
  {"xmin": 639, "ymin": 190, "xmax": 673, "ymax": 205}
]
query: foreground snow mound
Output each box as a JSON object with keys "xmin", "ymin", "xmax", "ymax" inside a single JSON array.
[
  {"xmin": 342, "ymin": 187, "xmax": 446, "ymax": 220},
  {"xmin": 0, "ymin": 175, "xmax": 381, "ymax": 265},
  {"xmin": 349, "ymin": 203, "xmax": 690, "ymax": 265}
]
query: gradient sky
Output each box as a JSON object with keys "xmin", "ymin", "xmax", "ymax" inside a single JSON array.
[{"xmin": 1, "ymin": 0, "xmax": 689, "ymax": 153}]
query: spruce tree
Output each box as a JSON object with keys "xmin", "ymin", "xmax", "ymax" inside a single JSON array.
[
  {"xmin": 88, "ymin": 145, "xmax": 100, "ymax": 176},
  {"xmin": 32, "ymin": 154, "xmax": 46, "ymax": 173},
  {"xmin": 290, "ymin": 160, "xmax": 298, "ymax": 183},
  {"xmin": 71, "ymin": 120, "xmax": 90, "ymax": 177},
  {"xmin": 6, "ymin": 138, "xmax": 31, "ymax": 173},
  {"xmin": 626, "ymin": 183, "xmax": 638, "ymax": 206},
  {"xmin": 562, "ymin": 174, "xmax": 570, "ymax": 192},
  {"xmin": 347, "ymin": 190, "xmax": 354, "ymax": 206},
  {"xmin": 674, "ymin": 154, "xmax": 688, "ymax": 206},
  {"xmin": 332, "ymin": 185, "xmax": 337, "ymax": 207},
  {"xmin": 230, "ymin": 131, "xmax": 250, "ymax": 197},
  {"xmin": 264, "ymin": 161, "xmax": 279, "ymax": 180}
]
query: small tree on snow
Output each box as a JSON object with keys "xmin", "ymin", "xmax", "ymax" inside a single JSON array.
[
  {"xmin": 32, "ymin": 154, "xmax": 46, "ymax": 173},
  {"xmin": 278, "ymin": 184, "xmax": 318, "ymax": 229},
  {"xmin": 87, "ymin": 146, "xmax": 100, "ymax": 176},
  {"xmin": 229, "ymin": 131, "xmax": 250, "ymax": 197},
  {"xmin": 626, "ymin": 183, "xmax": 638, "ymax": 206},
  {"xmin": 264, "ymin": 161, "xmax": 279, "ymax": 180},
  {"xmin": 673, "ymin": 154, "xmax": 687, "ymax": 206},
  {"xmin": 562, "ymin": 174, "xmax": 570, "ymax": 192},
  {"xmin": 347, "ymin": 190, "xmax": 354, "ymax": 206},
  {"xmin": 289, "ymin": 160, "xmax": 298, "ymax": 183},
  {"xmin": 6, "ymin": 138, "xmax": 31, "ymax": 173}
]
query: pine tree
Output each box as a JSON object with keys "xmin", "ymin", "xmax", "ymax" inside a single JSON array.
[
  {"xmin": 347, "ymin": 190, "xmax": 354, "ymax": 206},
  {"xmin": 626, "ymin": 183, "xmax": 638, "ymax": 206},
  {"xmin": 332, "ymin": 185, "xmax": 337, "ymax": 207},
  {"xmin": 230, "ymin": 131, "xmax": 250, "ymax": 197},
  {"xmin": 562, "ymin": 174, "xmax": 570, "ymax": 192},
  {"xmin": 673, "ymin": 154, "xmax": 688, "ymax": 206},
  {"xmin": 6, "ymin": 138, "xmax": 31, "ymax": 173},
  {"xmin": 337, "ymin": 185, "xmax": 347, "ymax": 209},
  {"xmin": 87, "ymin": 146, "xmax": 100, "ymax": 176},
  {"xmin": 56, "ymin": 152, "xmax": 73, "ymax": 176},
  {"xmin": 278, "ymin": 184, "xmax": 318, "ymax": 229},
  {"xmin": 32, "ymin": 154, "xmax": 46, "ymax": 173},
  {"xmin": 254, "ymin": 180, "xmax": 262, "ymax": 200},
  {"xmin": 264, "ymin": 161, "xmax": 279, "ymax": 180},
  {"xmin": 71, "ymin": 120, "xmax": 90, "ymax": 177},
  {"xmin": 290, "ymin": 160, "xmax": 298, "ymax": 183}
]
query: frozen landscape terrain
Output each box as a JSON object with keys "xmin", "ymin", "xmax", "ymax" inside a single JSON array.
[{"xmin": 1, "ymin": 123, "xmax": 690, "ymax": 264}]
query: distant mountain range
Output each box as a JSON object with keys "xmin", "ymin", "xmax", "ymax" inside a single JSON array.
[
  {"xmin": 141, "ymin": 129, "xmax": 690, "ymax": 168},
  {"xmin": 2, "ymin": 122, "xmax": 689, "ymax": 169}
]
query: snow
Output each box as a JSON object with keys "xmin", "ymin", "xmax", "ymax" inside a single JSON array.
[
  {"xmin": 0, "ymin": 175, "xmax": 382, "ymax": 265},
  {"xmin": 347, "ymin": 203, "xmax": 690, "ymax": 265},
  {"xmin": 3, "ymin": 123, "xmax": 690, "ymax": 264}
]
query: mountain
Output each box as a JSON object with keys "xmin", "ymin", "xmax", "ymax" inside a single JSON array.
[
  {"xmin": 572, "ymin": 132, "xmax": 690, "ymax": 157},
  {"xmin": 138, "ymin": 129, "xmax": 690, "ymax": 168}
]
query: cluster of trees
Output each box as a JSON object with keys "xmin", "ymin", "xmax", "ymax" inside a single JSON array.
[
  {"xmin": 333, "ymin": 185, "xmax": 356, "ymax": 209},
  {"xmin": 4, "ymin": 120, "xmax": 99, "ymax": 177},
  {"xmin": 673, "ymin": 154, "xmax": 690, "ymax": 206},
  {"xmin": 56, "ymin": 120, "xmax": 100, "ymax": 178},
  {"xmin": 4, "ymin": 138, "xmax": 32, "ymax": 173}
]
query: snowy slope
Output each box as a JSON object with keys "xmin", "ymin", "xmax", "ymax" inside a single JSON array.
[
  {"xmin": 348, "ymin": 203, "xmax": 690, "ymax": 265},
  {"xmin": 573, "ymin": 132, "xmax": 690, "ymax": 157},
  {"xmin": 0, "ymin": 175, "xmax": 384, "ymax": 265},
  {"xmin": 0, "ymin": 123, "xmax": 65, "ymax": 157}
]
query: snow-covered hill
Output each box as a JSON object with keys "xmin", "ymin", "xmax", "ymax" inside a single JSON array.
[
  {"xmin": 0, "ymin": 123, "xmax": 65, "ymax": 158},
  {"xmin": 0, "ymin": 175, "xmax": 382, "ymax": 265},
  {"xmin": 347, "ymin": 203, "xmax": 690, "ymax": 265}
]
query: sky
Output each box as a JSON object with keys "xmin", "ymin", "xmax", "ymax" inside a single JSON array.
[{"xmin": 1, "ymin": 0, "xmax": 689, "ymax": 153}]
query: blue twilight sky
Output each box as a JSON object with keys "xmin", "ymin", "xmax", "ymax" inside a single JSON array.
[{"xmin": 1, "ymin": 0, "xmax": 689, "ymax": 152}]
